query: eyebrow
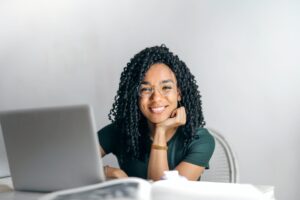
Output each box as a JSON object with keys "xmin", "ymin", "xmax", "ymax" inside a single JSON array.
[{"xmin": 141, "ymin": 79, "xmax": 175, "ymax": 85}]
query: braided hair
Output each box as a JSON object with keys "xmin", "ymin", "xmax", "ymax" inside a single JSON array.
[{"xmin": 108, "ymin": 45, "xmax": 205, "ymax": 161}]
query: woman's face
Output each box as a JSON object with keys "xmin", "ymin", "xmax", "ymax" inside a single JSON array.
[{"xmin": 138, "ymin": 63, "xmax": 181, "ymax": 124}]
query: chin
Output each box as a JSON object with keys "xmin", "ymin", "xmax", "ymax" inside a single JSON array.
[{"xmin": 148, "ymin": 115, "xmax": 170, "ymax": 124}]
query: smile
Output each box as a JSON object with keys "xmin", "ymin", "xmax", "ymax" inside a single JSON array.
[{"xmin": 149, "ymin": 106, "xmax": 166, "ymax": 114}]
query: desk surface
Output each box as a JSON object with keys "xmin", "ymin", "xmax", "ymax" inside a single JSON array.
[{"xmin": 0, "ymin": 177, "xmax": 275, "ymax": 200}]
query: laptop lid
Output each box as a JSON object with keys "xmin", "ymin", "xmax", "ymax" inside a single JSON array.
[
  {"xmin": 0, "ymin": 104, "xmax": 105, "ymax": 192},
  {"xmin": 0, "ymin": 126, "xmax": 10, "ymax": 178}
]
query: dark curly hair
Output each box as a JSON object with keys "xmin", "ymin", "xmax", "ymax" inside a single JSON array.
[{"xmin": 109, "ymin": 45, "xmax": 205, "ymax": 161}]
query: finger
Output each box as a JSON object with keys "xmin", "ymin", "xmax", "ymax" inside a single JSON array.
[
  {"xmin": 170, "ymin": 109, "xmax": 178, "ymax": 118},
  {"xmin": 182, "ymin": 107, "xmax": 187, "ymax": 124},
  {"xmin": 177, "ymin": 107, "xmax": 186, "ymax": 125},
  {"xmin": 166, "ymin": 117, "xmax": 178, "ymax": 127}
]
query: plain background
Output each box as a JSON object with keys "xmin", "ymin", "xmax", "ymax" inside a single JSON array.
[{"xmin": 0, "ymin": 0, "xmax": 299, "ymax": 199}]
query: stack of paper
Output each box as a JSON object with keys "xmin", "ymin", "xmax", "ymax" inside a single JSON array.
[{"xmin": 151, "ymin": 180, "xmax": 268, "ymax": 200}]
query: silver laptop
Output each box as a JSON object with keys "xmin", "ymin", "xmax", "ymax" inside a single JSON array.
[
  {"xmin": 0, "ymin": 104, "xmax": 105, "ymax": 192},
  {"xmin": 0, "ymin": 126, "xmax": 10, "ymax": 178}
]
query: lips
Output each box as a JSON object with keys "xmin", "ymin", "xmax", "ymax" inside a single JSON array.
[{"xmin": 149, "ymin": 106, "xmax": 167, "ymax": 114}]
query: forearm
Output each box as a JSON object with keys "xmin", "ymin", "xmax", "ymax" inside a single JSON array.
[
  {"xmin": 147, "ymin": 129, "xmax": 169, "ymax": 181},
  {"xmin": 105, "ymin": 166, "xmax": 128, "ymax": 179}
]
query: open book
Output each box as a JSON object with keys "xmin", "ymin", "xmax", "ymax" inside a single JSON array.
[
  {"xmin": 38, "ymin": 177, "xmax": 269, "ymax": 200},
  {"xmin": 39, "ymin": 178, "xmax": 151, "ymax": 200}
]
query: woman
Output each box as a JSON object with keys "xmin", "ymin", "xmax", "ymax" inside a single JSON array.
[{"xmin": 98, "ymin": 45, "xmax": 215, "ymax": 181}]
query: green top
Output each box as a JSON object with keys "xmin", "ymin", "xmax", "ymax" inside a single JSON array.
[{"xmin": 98, "ymin": 123, "xmax": 215, "ymax": 179}]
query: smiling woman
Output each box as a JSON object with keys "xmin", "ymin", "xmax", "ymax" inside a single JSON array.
[
  {"xmin": 98, "ymin": 45, "xmax": 215, "ymax": 181},
  {"xmin": 138, "ymin": 64, "xmax": 181, "ymax": 125}
]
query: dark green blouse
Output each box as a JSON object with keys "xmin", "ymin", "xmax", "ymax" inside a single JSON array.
[{"xmin": 98, "ymin": 123, "xmax": 215, "ymax": 179}]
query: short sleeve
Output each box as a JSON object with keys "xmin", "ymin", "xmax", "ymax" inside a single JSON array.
[
  {"xmin": 183, "ymin": 128, "xmax": 215, "ymax": 168},
  {"xmin": 97, "ymin": 123, "xmax": 119, "ymax": 155}
]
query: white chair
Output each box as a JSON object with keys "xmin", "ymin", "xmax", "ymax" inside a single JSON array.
[{"xmin": 200, "ymin": 128, "xmax": 239, "ymax": 183}]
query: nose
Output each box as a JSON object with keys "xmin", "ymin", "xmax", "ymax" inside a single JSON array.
[{"xmin": 150, "ymin": 88, "xmax": 163, "ymax": 101}]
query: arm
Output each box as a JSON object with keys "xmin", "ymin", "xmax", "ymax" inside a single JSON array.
[
  {"xmin": 147, "ymin": 107, "xmax": 186, "ymax": 181},
  {"xmin": 147, "ymin": 128, "xmax": 169, "ymax": 180},
  {"xmin": 148, "ymin": 141, "xmax": 205, "ymax": 181},
  {"xmin": 176, "ymin": 128, "xmax": 215, "ymax": 180},
  {"xmin": 109, "ymin": 136, "xmax": 203, "ymax": 180},
  {"xmin": 175, "ymin": 162, "xmax": 205, "ymax": 181},
  {"xmin": 100, "ymin": 146, "xmax": 128, "ymax": 179},
  {"xmin": 147, "ymin": 107, "xmax": 211, "ymax": 181},
  {"xmin": 98, "ymin": 124, "xmax": 128, "ymax": 179},
  {"xmin": 100, "ymin": 146, "xmax": 106, "ymax": 157},
  {"xmin": 177, "ymin": 128, "xmax": 215, "ymax": 181}
]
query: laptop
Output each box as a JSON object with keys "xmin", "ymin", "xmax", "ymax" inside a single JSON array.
[
  {"xmin": 0, "ymin": 126, "xmax": 10, "ymax": 178},
  {"xmin": 0, "ymin": 104, "xmax": 105, "ymax": 192}
]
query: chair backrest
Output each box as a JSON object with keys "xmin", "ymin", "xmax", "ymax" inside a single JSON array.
[{"xmin": 200, "ymin": 129, "xmax": 239, "ymax": 183}]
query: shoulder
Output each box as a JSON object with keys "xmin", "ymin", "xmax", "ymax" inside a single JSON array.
[
  {"xmin": 185, "ymin": 127, "xmax": 215, "ymax": 156},
  {"xmin": 182, "ymin": 127, "xmax": 215, "ymax": 168},
  {"xmin": 97, "ymin": 123, "xmax": 120, "ymax": 154},
  {"xmin": 191, "ymin": 128, "xmax": 215, "ymax": 146},
  {"xmin": 97, "ymin": 123, "xmax": 118, "ymax": 135}
]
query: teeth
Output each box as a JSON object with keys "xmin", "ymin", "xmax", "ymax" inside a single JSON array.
[{"xmin": 150, "ymin": 106, "xmax": 165, "ymax": 113}]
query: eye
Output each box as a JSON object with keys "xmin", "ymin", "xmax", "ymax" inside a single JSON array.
[
  {"xmin": 140, "ymin": 87, "xmax": 152, "ymax": 93},
  {"xmin": 162, "ymin": 85, "xmax": 173, "ymax": 91}
]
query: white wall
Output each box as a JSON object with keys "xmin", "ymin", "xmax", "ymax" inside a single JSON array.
[{"xmin": 0, "ymin": 0, "xmax": 299, "ymax": 199}]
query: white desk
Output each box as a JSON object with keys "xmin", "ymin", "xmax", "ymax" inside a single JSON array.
[
  {"xmin": 0, "ymin": 177, "xmax": 42, "ymax": 200},
  {"xmin": 0, "ymin": 177, "xmax": 275, "ymax": 200}
]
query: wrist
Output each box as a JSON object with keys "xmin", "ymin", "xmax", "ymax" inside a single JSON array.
[
  {"xmin": 152, "ymin": 135, "xmax": 167, "ymax": 147},
  {"xmin": 153, "ymin": 128, "xmax": 166, "ymax": 139},
  {"xmin": 153, "ymin": 124, "xmax": 166, "ymax": 132},
  {"xmin": 152, "ymin": 144, "xmax": 168, "ymax": 150}
]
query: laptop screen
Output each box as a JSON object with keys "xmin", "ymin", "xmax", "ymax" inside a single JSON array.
[
  {"xmin": 0, "ymin": 105, "xmax": 105, "ymax": 192},
  {"xmin": 0, "ymin": 126, "xmax": 10, "ymax": 178}
]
